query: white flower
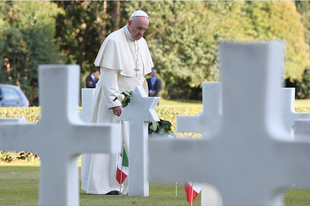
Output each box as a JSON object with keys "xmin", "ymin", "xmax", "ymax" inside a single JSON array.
[{"xmin": 117, "ymin": 94, "xmax": 125, "ymax": 101}]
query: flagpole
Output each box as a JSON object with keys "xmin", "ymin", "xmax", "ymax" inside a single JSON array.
[
  {"xmin": 175, "ymin": 182, "xmax": 177, "ymax": 196},
  {"xmin": 119, "ymin": 122, "xmax": 125, "ymax": 194},
  {"xmin": 190, "ymin": 182, "xmax": 194, "ymax": 206},
  {"xmin": 119, "ymin": 142, "xmax": 124, "ymax": 193}
]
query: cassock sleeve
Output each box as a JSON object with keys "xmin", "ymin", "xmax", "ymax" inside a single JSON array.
[{"xmin": 100, "ymin": 67, "xmax": 122, "ymax": 109}]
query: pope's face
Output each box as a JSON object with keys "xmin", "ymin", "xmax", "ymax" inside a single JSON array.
[{"xmin": 127, "ymin": 17, "xmax": 149, "ymax": 41}]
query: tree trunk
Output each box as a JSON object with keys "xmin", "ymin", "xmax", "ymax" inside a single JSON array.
[
  {"xmin": 95, "ymin": 0, "xmax": 107, "ymax": 43},
  {"xmin": 112, "ymin": 1, "xmax": 120, "ymax": 31}
]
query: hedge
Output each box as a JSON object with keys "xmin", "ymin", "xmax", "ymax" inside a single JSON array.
[
  {"xmin": 0, "ymin": 106, "xmax": 203, "ymax": 162},
  {"xmin": 0, "ymin": 106, "xmax": 309, "ymax": 162}
]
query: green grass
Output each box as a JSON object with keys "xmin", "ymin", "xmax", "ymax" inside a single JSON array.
[
  {"xmin": 159, "ymin": 99, "xmax": 202, "ymax": 107},
  {"xmin": 295, "ymin": 99, "xmax": 310, "ymax": 108},
  {"xmin": 1, "ymin": 163, "xmax": 310, "ymax": 206},
  {"xmin": 0, "ymin": 162, "xmax": 200, "ymax": 206}
]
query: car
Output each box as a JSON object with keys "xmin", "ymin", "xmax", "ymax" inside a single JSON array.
[{"xmin": 0, "ymin": 84, "xmax": 29, "ymax": 107}]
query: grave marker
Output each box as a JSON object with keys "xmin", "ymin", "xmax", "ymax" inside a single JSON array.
[
  {"xmin": 119, "ymin": 86, "xmax": 159, "ymax": 196},
  {"xmin": 282, "ymin": 88, "xmax": 310, "ymax": 137},
  {"xmin": 0, "ymin": 65, "xmax": 121, "ymax": 206},
  {"xmin": 149, "ymin": 42, "xmax": 310, "ymax": 206},
  {"xmin": 79, "ymin": 88, "xmax": 96, "ymax": 191},
  {"xmin": 177, "ymin": 82, "xmax": 222, "ymax": 138}
]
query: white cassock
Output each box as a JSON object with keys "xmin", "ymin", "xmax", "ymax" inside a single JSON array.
[{"xmin": 81, "ymin": 25, "xmax": 153, "ymax": 194}]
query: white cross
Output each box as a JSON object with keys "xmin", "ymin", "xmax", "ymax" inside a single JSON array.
[
  {"xmin": 177, "ymin": 82, "xmax": 222, "ymax": 138},
  {"xmin": 0, "ymin": 65, "xmax": 121, "ymax": 206},
  {"xmin": 282, "ymin": 88, "xmax": 310, "ymax": 138},
  {"xmin": 119, "ymin": 86, "xmax": 159, "ymax": 196},
  {"xmin": 177, "ymin": 82, "xmax": 223, "ymax": 206},
  {"xmin": 79, "ymin": 88, "xmax": 95, "ymax": 190},
  {"xmin": 149, "ymin": 42, "xmax": 310, "ymax": 206},
  {"xmin": 177, "ymin": 84, "xmax": 310, "ymax": 205},
  {"xmin": 0, "ymin": 118, "xmax": 26, "ymax": 123},
  {"xmin": 294, "ymin": 119, "xmax": 310, "ymax": 141},
  {"xmin": 177, "ymin": 82, "xmax": 222, "ymax": 206},
  {"xmin": 79, "ymin": 88, "xmax": 95, "ymax": 123}
]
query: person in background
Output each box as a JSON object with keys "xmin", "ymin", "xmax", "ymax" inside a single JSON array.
[
  {"xmin": 85, "ymin": 68, "xmax": 99, "ymax": 88},
  {"xmin": 147, "ymin": 68, "xmax": 162, "ymax": 97}
]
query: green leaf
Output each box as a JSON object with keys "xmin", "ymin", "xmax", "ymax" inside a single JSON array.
[{"xmin": 149, "ymin": 121, "xmax": 158, "ymax": 131}]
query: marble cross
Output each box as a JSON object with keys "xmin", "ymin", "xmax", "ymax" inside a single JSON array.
[
  {"xmin": 79, "ymin": 88, "xmax": 95, "ymax": 123},
  {"xmin": 177, "ymin": 87, "xmax": 310, "ymax": 205},
  {"xmin": 119, "ymin": 86, "xmax": 159, "ymax": 196},
  {"xmin": 0, "ymin": 65, "xmax": 121, "ymax": 206},
  {"xmin": 294, "ymin": 120, "xmax": 310, "ymax": 141},
  {"xmin": 149, "ymin": 42, "xmax": 310, "ymax": 206},
  {"xmin": 177, "ymin": 82, "xmax": 222, "ymax": 138},
  {"xmin": 282, "ymin": 88, "xmax": 310, "ymax": 138},
  {"xmin": 79, "ymin": 88, "xmax": 95, "ymax": 190},
  {"xmin": 0, "ymin": 118, "xmax": 26, "ymax": 123},
  {"xmin": 177, "ymin": 82, "xmax": 222, "ymax": 206}
]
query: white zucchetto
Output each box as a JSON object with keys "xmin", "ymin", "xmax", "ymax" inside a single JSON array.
[{"xmin": 130, "ymin": 10, "xmax": 149, "ymax": 19}]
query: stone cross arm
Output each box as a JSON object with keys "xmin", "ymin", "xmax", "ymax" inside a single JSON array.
[
  {"xmin": 177, "ymin": 82, "xmax": 222, "ymax": 136},
  {"xmin": 282, "ymin": 88, "xmax": 310, "ymax": 135},
  {"xmin": 0, "ymin": 121, "xmax": 121, "ymax": 155},
  {"xmin": 149, "ymin": 138, "xmax": 310, "ymax": 186},
  {"xmin": 0, "ymin": 65, "xmax": 122, "ymax": 206}
]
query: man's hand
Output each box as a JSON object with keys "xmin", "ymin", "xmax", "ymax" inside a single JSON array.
[
  {"xmin": 111, "ymin": 106, "xmax": 123, "ymax": 116},
  {"xmin": 150, "ymin": 90, "xmax": 156, "ymax": 96}
]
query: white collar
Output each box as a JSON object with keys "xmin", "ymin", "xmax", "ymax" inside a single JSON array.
[{"xmin": 125, "ymin": 25, "xmax": 134, "ymax": 42}]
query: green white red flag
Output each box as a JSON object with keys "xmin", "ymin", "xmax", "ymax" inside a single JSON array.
[
  {"xmin": 184, "ymin": 182, "xmax": 202, "ymax": 205},
  {"xmin": 116, "ymin": 147, "xmax": 129, "ymax": 184}
]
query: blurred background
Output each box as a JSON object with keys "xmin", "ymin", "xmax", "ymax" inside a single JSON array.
[{"xmin": 1, "ymin": 0, "xmax": 310, "ymax": 106}]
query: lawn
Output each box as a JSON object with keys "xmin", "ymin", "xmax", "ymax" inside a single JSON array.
[
  {"xmin": 159, "ymin": 99, "xmax": 202, "ymax": 107},
  {"xmin": 0, "ymin": 162, "xmax": 310, "ymax": 206},
  {"xmin": 295, "ymin": 99, "xmax": 310, "ymax": 108},
  {"xmin": 0, "ymin": 162, "xmax": 200, "ymax": 206}
]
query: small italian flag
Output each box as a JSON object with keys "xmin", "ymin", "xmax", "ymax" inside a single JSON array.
[
  {"xmin": 116, "ymin": 147, "xmax": 129, "ymax": 184},
  {"xmin": 184, "ymin": 182, "xmax": 202, "ymax": 205}
]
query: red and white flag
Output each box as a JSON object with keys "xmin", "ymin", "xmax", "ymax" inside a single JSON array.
[
  {"xmin": 116, "ymin": 147, "xmax": 129, "ymax": 184},
  {"xmin": 184, "ymin": 182, "xmax": 202, "ymax": 205}
]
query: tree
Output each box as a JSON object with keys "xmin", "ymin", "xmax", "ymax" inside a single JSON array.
[
  {"xmin": 0, "ymin": 1, "xmax": 64, "ymax": 105},
  {"xmin": 53, "ymin": 1, "xmax": 123, "ymax": 88},
  {"xmin": 293, "ymin": 1, "xmax": 310, "ymax": 99},
  {"xmin": 123, "ymin": 1, "xmax": 308, "ymax": 99}
]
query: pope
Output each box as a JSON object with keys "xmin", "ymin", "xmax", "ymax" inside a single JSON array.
[{"xmin": 81, "ymin": 10, "xmax": 154, "ymax": 195}]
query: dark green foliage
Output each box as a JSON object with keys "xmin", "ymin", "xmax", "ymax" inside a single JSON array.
[
  {"xmin": 0, "ymin": 151, "xmax": 16, "ymax": 163},
  {"xmin": 148, "ymin": 119, "xmax": 175, "ymax": 136},
  {"xmin": 54, "ymin": 1, "xmax": 106, "ymax": 73},
  {"xmin": 17, "ymin": 151, "xmax": 37, "ymax": 162},
  {"xmin": 113, "ymin": 90, "xmax": 132, "ymax": 108},
  {"xmin": 0, "ymin": 1, "xmax": 64, "ymax": 105},
  {"xmin": 296, "ymin": 69, "xmax": 310, "ymax": 99},
  {"xmin": 296, "ymin": 0, "xmax": 310, "ymax": 15},
  {"xmin": 294, "ymin": 1, "xmax": 310, "ymax": 99},
  {"xmin": 0, "ymin": 1, "xmax": 309, "ymax": 101},
  {"xmin": 0, "ymin": 151, "xmax": 38, "ymax": 163},
  {"xmin": 124, "ymin": 1, "xmax": 308, "ymax": 100}
]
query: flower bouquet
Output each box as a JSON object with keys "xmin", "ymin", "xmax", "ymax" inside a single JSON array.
[{"xmin": 114, "ymin": 90, "xmax": 175, "ymax": 137}]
